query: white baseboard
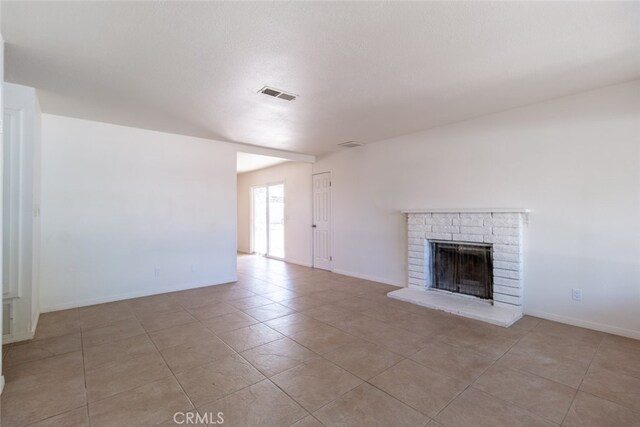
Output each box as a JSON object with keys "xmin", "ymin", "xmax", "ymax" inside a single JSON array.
[
  {"xmin": 284, "ymin": 257, "xmax": 313, "ymax": 268},
  {"xmin": 40, "ymin": 275, "xmax": 238, "ymax": 313},
  {"xmin": 238, "ymin": 252, "xmax": 312, "ymax": 268},
  {"xmin": 525, "ymin": 309, "xmax": 640, "ymax": 340},
  {"xmin": 3, "ymin": 330, "xmax": 36, "ymax": 344},
  {"xmin": 2, "ymin": 314, "xmax": 40, "ymax": 344},
  {"xmin": 31, "ymin": 312, "xmax": 40, "ymax": 336},
  {"xmin": 331, "ymin": 268, "xmax": 402, "ymax": 287}
]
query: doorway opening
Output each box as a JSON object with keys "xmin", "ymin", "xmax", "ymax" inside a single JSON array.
[{"xmin": 251, "ymin": 183, "xmax": 285, "ymax": 259}]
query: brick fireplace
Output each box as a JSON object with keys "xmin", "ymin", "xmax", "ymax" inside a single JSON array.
[{"xmin": 388, "ymin": 209, "xmax": 529, "ymax": 326}]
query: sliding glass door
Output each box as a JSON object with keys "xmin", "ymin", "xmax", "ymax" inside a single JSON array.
[
  {"xmin": 251, "ymin": 183, "xmax": 284, "ymax": 259},
  {"xmin": 267, "ymin": 184, "xmax": 284, "ymax": 258},
  {"xmin": 252, "ymin": 186, "xmax": 268, "ymax": 255}
]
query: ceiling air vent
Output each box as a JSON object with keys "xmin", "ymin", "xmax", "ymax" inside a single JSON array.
[
  {"xmin": 338, "ymin": 141, "xmax": 362, "ymax": 148},
  {"xmin": 258, "ymin": 86, "xmax": 297, "ymax": 101}
]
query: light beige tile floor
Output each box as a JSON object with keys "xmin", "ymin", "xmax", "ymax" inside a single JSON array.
[{"xmin": 2, "ymin": 254, "xmax": 640, "ymax": 426}]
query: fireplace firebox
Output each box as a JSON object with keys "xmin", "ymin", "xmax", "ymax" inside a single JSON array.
[{"xmin": 431, "ymin": 242, "xmax": 493, "ymax": 300}]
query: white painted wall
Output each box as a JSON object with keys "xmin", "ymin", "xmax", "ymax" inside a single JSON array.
[
  {"xmin": 237, "ymin": 162, "xmax": 313, "ymax": 267},
  {"xmin": 314, "ymin": 80, "xmax": 640, "ymax": 338},
  {"xmin": 40, "ymin": 115, "xmax": 238, "ymax": 311}
]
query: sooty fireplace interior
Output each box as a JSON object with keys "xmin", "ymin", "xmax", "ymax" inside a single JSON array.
[{"xmin": 431, "ymin": 242, "xmax": 493, "ymax": 300}]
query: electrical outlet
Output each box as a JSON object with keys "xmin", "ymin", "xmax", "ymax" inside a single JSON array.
[
  {"xmin": 154, "ymin": 268, "xmax": 160, "ymax": 277},
  {"xmin": 190, "ymin": 264, "xmax": 196, "ymax": 273},
  {"xmin": 572, "ymin": 288, "xmax": 582, "ymax": 301}
]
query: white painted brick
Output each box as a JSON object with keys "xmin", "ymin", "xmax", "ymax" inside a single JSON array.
[
  {"xmin": 409, "ymin": 224, "xmax": 431, "ymax": 232},
  {"xmin": 408, "ymin": 264, "xmax": 424, "ymax": 273},
  {"xmin": 408, "ymin": 215, "xmax": 426, "ymax": 225},
  {"xmin": 492, "ymin": 227, "xmax": 521, "ymax": 237},
  {"xmin": 425, "ymin": 232, "xmax": 452, "ymax": 240},
  {"xmin": 493, "ymin": 261, "xmax": 520, "ymax": 271},
  {"xmin": 459, "ymin": 226, "xmax": 484, "ymax": 235},
  {"xmin": 425, "ymin": 216, "xmax": 453, "ymax": 225},
  {"xmin": 408, "ymin": 244, "xmax": 424, "ymax": 252},
  {"xmin": 453, "ymin": 217, "xmax": 484, "ymax": 226},
  {"xmin": 432, "ymin": 213, "xmax": 460, "ymax": 219},
  {"xmin": 408, "ymin": 277, "xmax": 424, "ymax": 286},
  {"xmin": 494, "ymin": 285, "xmax": 523, "ymax": 297},
  {"xmin": 493, "ymin": 293, "xmax": 522, "ymax": 306},
  {"xmin": 451, "ymin": 234, "xmax": 484, "ymax": 243},
  {"xmin": 432, "ymin": 225, "xmax": 459, "ymax": 233},
  {"xmin": 408, "ymin": 257, "xmax": 423, "ymax": 266},
  {"xmin": 492, "ymin": 252, "xmax": 519, "ymax": 262},
  {"xmin": 494, "ymin": 268, "xmax": 520, "ymax": 280},
  {"xmin": 409, "ymin": 271, "xmax": 426, "ymax": 280},
  {"xmin": 484, "ymin": 217, "xmax": 521, "ymax": 227},
  {"xmin": 494, "ymin": 277, "xmax": 520, "ymax": 288},
  {"xmin": 408, "ymin": 231, "xmax": 425, "ymax": 239},
  {"xmin": 462, "ymin": 213, "xmax": 492, "ymax": 220},
  {"xmin": 408, "ymin": 238, "xmax": 423, "ymax": 246},
  {"xmin": 408, "ymin": 250, "xmax": 424, "ymax": 259},
  {"xmin": 484, "ymin": 234, "xmax": 519, "ymax": 245},
  {"xmin": 493, "ymin": 244, "xmax": 521, "ymax": 254},
  {"xmin": 493, "ymin": 300, "xmax": 523, "ymax": 311},
  {"xmin": 491, "ymin": 213, "xmax": 523, "ymax": 220}
]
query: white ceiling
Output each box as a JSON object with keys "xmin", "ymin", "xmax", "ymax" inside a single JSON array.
[
  {"xmin": 3, "ymin": 2, "xmax": 639, "ymax": 155},
  {"xmin": 237, "ymin": 152, "xmax": 288, "ymax": 174}
]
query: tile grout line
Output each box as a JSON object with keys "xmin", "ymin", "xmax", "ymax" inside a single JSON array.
[
  {"xmin": 219, "ymin": 289, "xmax": 412, "ymax": 423},
  {"xmin": 153, "ymin": 290, "xmax": 315, "ymax": 423},
  {"xmin": 240, "ymin": 259, "xmax": 566, "ymax": 422},
  {"xmin": 560, "ymin": 337, "xmax": 604, "ymax": 425},
  {"xmin": 79, "ymin": 317, "xmax": 92, "ymax": 427},
  {"xmin": 217, "ymin": 267, "xmax": 347, "ymax": 424},
  {"xmin": 158, "ymin": 295, "xmax": 248, "ymax": 421},
  {"xmin": 466, "ymin": 321, "xmax": 597, "ymax": 390},
  {"xmin": 17, "ymin": 310, "xmax": 89, "ymax": 427},
  {"xmin": 258, "ymin": 309, "xmax": 429, "ymax": 422},
  {"xmin": 429, "ymin": 319, "xmax": 537, "ymax": 423},
  {"xmin": 83, "ymin": 303, "xmax": 193, "ymax": 424},
  {"xmin": 558, "ymin": 334, "xmax": 626, "ymax": 425}
]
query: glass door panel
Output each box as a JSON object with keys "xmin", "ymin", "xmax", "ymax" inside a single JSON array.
[
  {"xmin": 267, "ymin": 184, "xmax": 284, "ymax": 259},
  {"xmin": 252, "ymin": 186, "xmax": 267, "ymax": 255}
]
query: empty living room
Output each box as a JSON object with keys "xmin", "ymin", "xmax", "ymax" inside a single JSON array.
[{"xmin": 1, "ymin": 1, "xmax": 639, "ymax": 426}]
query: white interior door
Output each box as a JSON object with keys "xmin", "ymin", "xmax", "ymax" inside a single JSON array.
[{"xmin": 313, "ymin": 172, "xmax": 332, "ymax": 270}]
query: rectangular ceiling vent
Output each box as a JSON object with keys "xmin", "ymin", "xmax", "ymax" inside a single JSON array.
[
  {"xmin": 338, "ymin": 141, "xmax": 362, "ymax": 148},
  {"xmin": 258, "ymin": 86, "xmax": 297, "ymax": 101}
]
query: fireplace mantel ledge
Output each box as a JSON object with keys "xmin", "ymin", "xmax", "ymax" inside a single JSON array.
[{"xmin": 401, "ymin": 208, "xmax": 530, "ymax": 214}]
